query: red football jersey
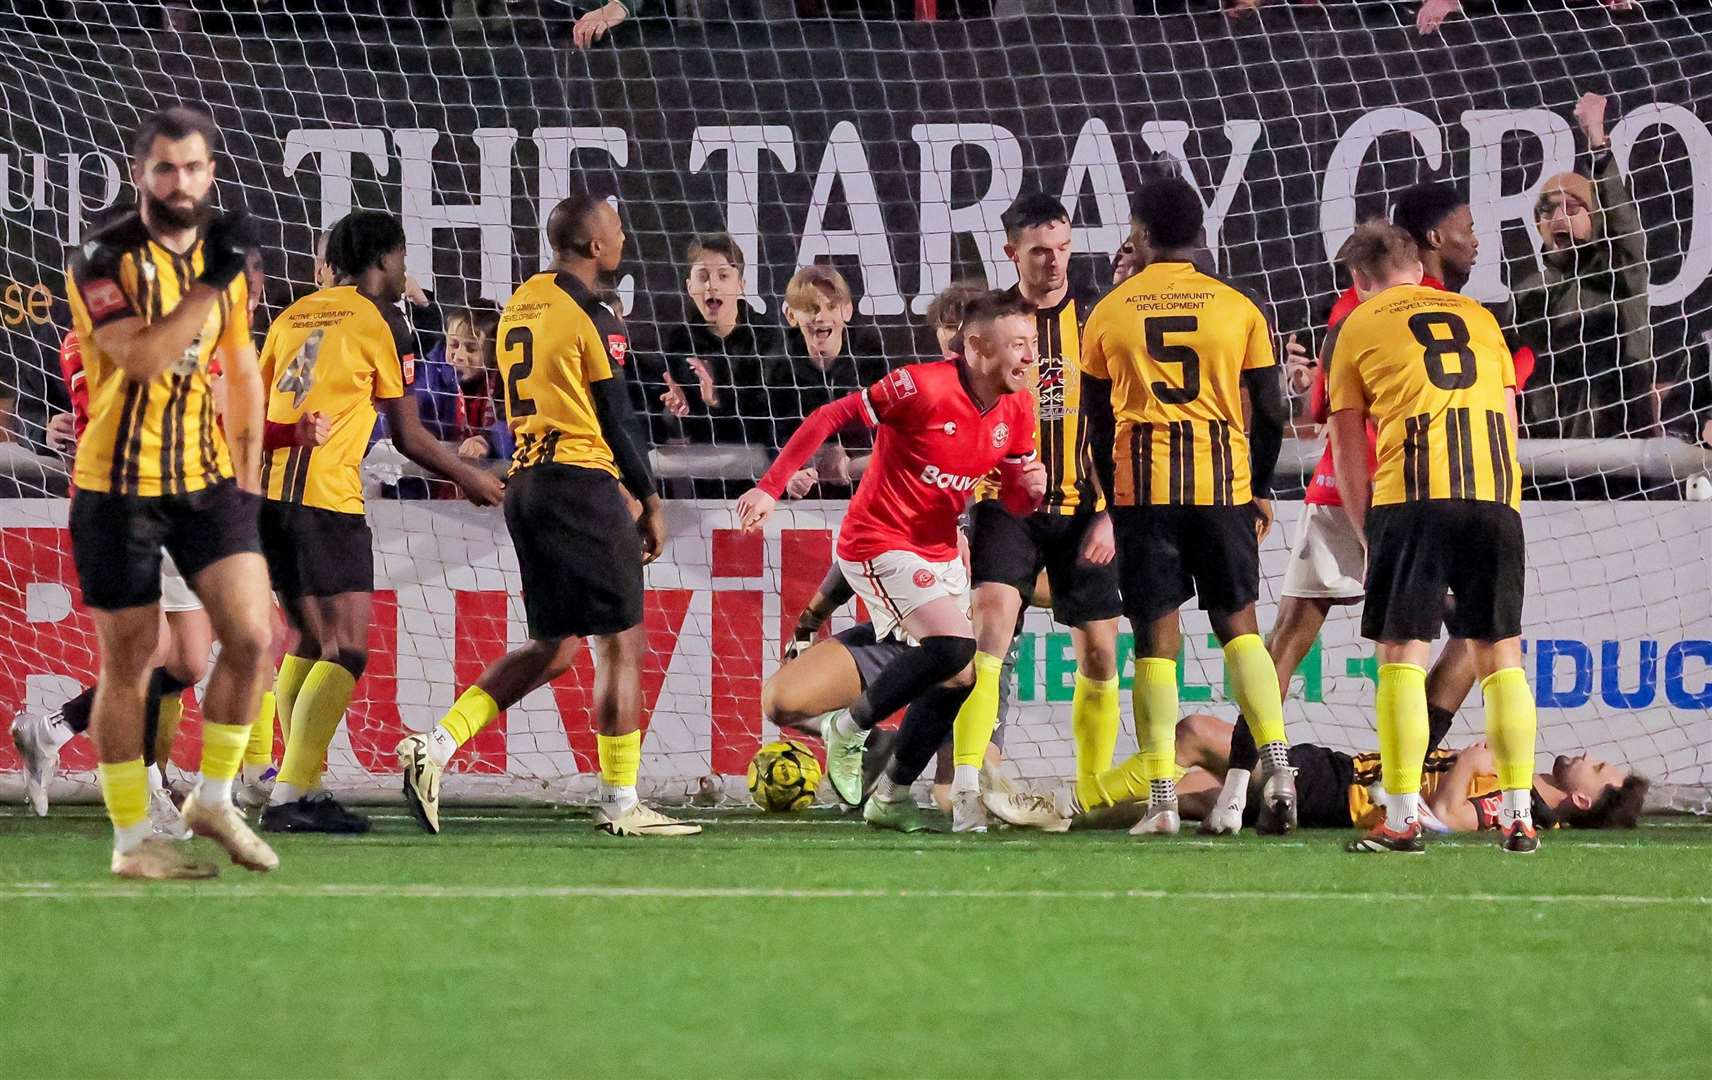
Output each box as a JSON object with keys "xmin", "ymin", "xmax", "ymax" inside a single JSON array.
[
  {"xmin": 844, "ymin": 362, "xmax": 1036, "ymax": 561},
  {"xmin": 758, "ymin": 359, "xmax": 1037, "ymax": 563},
  {"xmin": 59, "ymin": 331, "xmax": 89, "ymax": 439}
]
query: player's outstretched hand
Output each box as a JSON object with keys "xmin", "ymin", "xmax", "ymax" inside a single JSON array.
[
  {"xmin": 1416, "ymin": 0, "xmax": 1460, "ymax": 34},
  {"xmin": 459, "ymin": 466, "xmax": 505, "ymax": 508},
  {"xmin": 1078, "ymin": 511, "xmax": 1116, "ymax": 567},
  {"xmin": 572, "ymin": 0, "xmax": 628, "ymax": 49},
  {"xmin": 296, "ymin": 411, "xmax": 331, "ymax": 447},
  {"xmin": 1252, "ymin": 497, "xmax": 1275, "ymax": 542},
  {"xmin": 735, "ymin": 488, "xmax": 776, "ymax": 532},
  {"xmin": 638, "ymin": 495, "xmax": 667, "ymax": 565},
  {"xmin": 45, "ymin": 412, "xmax": 76, "ymax": 454}
]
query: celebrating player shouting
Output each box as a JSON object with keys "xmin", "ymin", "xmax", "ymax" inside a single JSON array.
[
  {"xmin": 735, "ymin": 290, "xmax": 1045, "ymax": 831},
  {"xmin": 1327, "ymin": 222, "xmax": 1539, "ymax": 854}
]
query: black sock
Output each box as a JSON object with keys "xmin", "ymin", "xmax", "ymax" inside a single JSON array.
[
  {"xmin": 887, "ymin": 683, "xmax": 975, "ymax": 786},
  {"xmin": 60, "ymin": 685, "xmax": 96, "ymax": 734},
  {"xmin": 1426, "ymin": 705, "xmax": 1457, "ymax": 756},
  {"xmin": 849, "ymin": 636, "xmax": 977, "ymax": 729},
  {"xmin": 1228, "ymin": 713, "xmax": 1260, "ymax": 772},
  {"xmin": 141, "ymin": 668, "xmax": 191, "ymax": 768}
]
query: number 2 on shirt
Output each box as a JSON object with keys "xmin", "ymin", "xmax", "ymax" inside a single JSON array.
[{"xmin": 505, "ymin": 325, "xmax": 537, "ymax": 418}]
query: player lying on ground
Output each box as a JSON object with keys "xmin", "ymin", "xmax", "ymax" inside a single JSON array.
[
  {"xmin": 397, "ymin": 193, "xmax": 697, "ymax": 838},
  {"xmin": 62, "ymin": 106, "xmax": 278, "ymax": 879},
  {"xmin": 1171, "ymin": 714, "xmax": 1648, "ymax": 835},
  {"xmin": 256, "ymin": 209, "xmax": 503, "ymax": 834},
  {"xmin": 948, "ymin": 193, "xmax": 1123, "ymax": 833},
  {"xmin": 1327, "ymin": 221, "xmax": 1541, "ymax": 854},
  {"xmin": 736, "ymin": 290, "xmax": 1046, "ymax": 832},
  {"xmin": 1205, "ymin": 181, "xmax": 1509, "ymax": 836},
  {"xmin": 991, "ymin": 175, "xmax": 1297, "ymax": 838}
]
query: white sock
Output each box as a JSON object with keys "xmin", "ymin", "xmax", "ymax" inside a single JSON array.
[
  {"xmin": 113, "ymin": 819, "xmax": 150, "ymax": 855},
  {"xmin": 196, "ymin": 774, "xmax": 234, "ymax": 807},
  {"xmin": 45, "ymin": 712, "xmax": 76, "ymax": 750},
  {"xmin": 240, "ymin": 763, "xmax": 274, "ymax": 784},
  {"xmin": 1500, "ymin": 788, "xmax": 1532, "ymax": 825},
  {"xmin": 832, "ymin": 711, "xmax": 861, "ymax": 739},
  {"xmin": 268, "ymin": 781, "xmax": 304, "ymax": 807},
  {"xmin": 427, "ymin": 725, "xmax": 458, "ymax": 769},
  {"xmin": 952, "ymin": 764, "xmax": 979, "ymax": 794},
  {"xmin": 147, "ymin": 768, "xmax": 165, "ymax": 794},
  {"xmin": 874, "ymin": 774, "xmax": 905, "ymax": 802},
  {"xmin": 1385, "ymin": 791, "xmax": 1420, "ymax": 830},
  {"xmin": 600, "ymin": 782, "xmax": 638, "ymax": 817},
  {"xmin": 1217, "ymin": 767, "xmax": 1251, "ymax": 813}
]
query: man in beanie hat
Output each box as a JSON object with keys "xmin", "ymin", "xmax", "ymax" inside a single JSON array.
[{"xmin": 1509, "ymin": 92, "xmax": 1655, "ymax": 439}]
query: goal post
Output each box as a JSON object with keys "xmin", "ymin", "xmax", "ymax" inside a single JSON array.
[{"xmin": 0, "ymin": 2, "xmax": 1707, "ymax": 809}]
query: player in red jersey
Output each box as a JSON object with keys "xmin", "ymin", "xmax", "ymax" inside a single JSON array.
[
  {"xmin": 735, "ymin": 290, "xmax": 1045, "ymax": 831},
  {"xmin": 1203, "ymin": 182, "xmax": 1535, "ymax": 833}
]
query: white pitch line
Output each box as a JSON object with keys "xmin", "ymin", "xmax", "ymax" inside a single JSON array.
[{"xmin": 1, "ymin": 882, "xmax": 1706, "ymax": 905}]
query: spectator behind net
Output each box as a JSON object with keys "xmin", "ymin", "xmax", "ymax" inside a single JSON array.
[
  {"xmin": 1508, "ymin": 92, "xmax": 1655, "ymax": 439},
  {"xmin": 763, "ymin": 265, "xmax": 890, "ymax": 498},
  {"xmin": 656, "ymin": 234, "xmax": 781, "ymax": 448}
]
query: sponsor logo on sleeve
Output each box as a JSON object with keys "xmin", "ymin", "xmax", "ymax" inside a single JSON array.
[
  {"xmin": 607, "ymin": 334, "xmax": 630, "ymax": 367},
  {"xmin": 890, "ymin": 367, "xmax": 917, "ymax": 399},
  {"xmin": 82, "ymin": 279, "xmax": 127, "ymax": 320},
  {"xmin": 401, "ymin": 353, "xmax": 417, "ymax": 384}
]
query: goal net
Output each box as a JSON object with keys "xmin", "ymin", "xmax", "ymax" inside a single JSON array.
[{"xmin": 0, "ymin": 1, "xmax": 1707, "ymax": 810}]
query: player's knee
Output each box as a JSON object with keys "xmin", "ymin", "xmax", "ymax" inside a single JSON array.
[
  {"xmin": 920, "ymin": 635, "xmax": 977, "ymax": 682},
  {"xmin": 326, "ymin": 646, "xmax": 368, "ymax": 679},
  {"xmin": 217, "ymin": 618, "xmax": 272, "ymax": 674},
  {"xmin": 1079, "ymin": 641, "xmax": 1118, "ymax": 681}
]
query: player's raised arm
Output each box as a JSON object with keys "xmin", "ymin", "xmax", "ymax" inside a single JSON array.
[{"xmin": 737, "ymin": 388, "xmax": 874, "ymax": 532}]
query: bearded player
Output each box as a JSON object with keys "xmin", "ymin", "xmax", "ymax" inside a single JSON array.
[
  {"xmin": 736, "ymin": 290, "xmax": 1046, "ymax": 832},
  {"xmin": 1327, "ymin": 221, "xmax": 1539, "ymax": 854},
  {"xmin": 255, "ymin": 210, "xmax": 503, "ymax": 834},
  {"xmin": 397, "ymin": 194, "xmax": 696, "ymax": 838},
  {"xmin": 61, "ymin": 106, "xmax": 277, "ymax": 879}
]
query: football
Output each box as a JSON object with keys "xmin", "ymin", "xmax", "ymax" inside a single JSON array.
[{"xmin": 746, "ymin": 740, "xmax": 823, "ymax": 812}]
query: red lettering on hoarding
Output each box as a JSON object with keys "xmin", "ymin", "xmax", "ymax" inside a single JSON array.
[
  {"xmin": 781, "ymin": 529, "xmax": 834, "ymax": 653},
  {"xmin": 348, "ymin": 590, "xmax": 404, "ymax": 772},
  {"xmin": 549, "ymin": 589, "xmax": 694, "ymax": 773},
  {"xmin": 0, "ymin": 528, "xmax": 97, "ymax": 772}
]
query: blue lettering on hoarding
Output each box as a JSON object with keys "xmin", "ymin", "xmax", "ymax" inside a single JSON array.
[
  {"xmin": 1664, "ymin": 640, "xmax": 1712, "ymax": 709},
  {"xmin": 1536, "ymin": 639, "xmax": 1593, "ymax": 708},
  {"xmin": 1599, "ymin": 639, "xmax": 1658, "ymax": 709}
]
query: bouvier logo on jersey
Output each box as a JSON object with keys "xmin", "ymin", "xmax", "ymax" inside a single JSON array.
[
  {"xmin": 607, "ymin": 335, "xmax": 629, "ymax": 367},
  {"xmin": 991, "ymin": 422, "xmax": 1010, "ymax": 448}
]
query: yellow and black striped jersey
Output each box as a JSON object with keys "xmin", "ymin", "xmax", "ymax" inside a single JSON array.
[
  {"xmin": 975, "ymin": 286, "xmax": 1103, "ymax": 514},
  {"xmin": 257, "ymin": 285, "xmax": 413, "ymax": 514},
  {"xmin": 1327, "ymin": 284, "xmax": 1520, "ymax": 510},
  {"xmin": 1079, "ymin": 261, "xmax": 1274, "ymax": 507},
  {"xmin": 500, "ymin": 271, "xmax": 620, "ymax": 480},
  {"xmin": 1347, "ymin": 748, "xmax": 1500, "ymax": 830},
  {"xmin": 64, "ymin": 212, "xmax": 249, "ymax": 497}
]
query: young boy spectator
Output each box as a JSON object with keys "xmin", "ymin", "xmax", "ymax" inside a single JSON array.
[
  {"xmin": 762, "ymin": 265, "xmax": 890, "ymax": 497},
  {"xmin": 925, "ymin": 280, "xmax": 988, "ymax": 358},
  {"xmin": 657, "ymin": 235, "xmax": 781, "ymax": 447},
  {"xmin": 1510, "ymin": 92, "xmax": 1655, "ymax": 439}
]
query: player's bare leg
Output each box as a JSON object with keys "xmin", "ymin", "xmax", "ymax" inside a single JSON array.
[
  {"xmin": 180, "ymin": 552, "xmax": 278, "ymax": 872},
  {"xmin": 761, "ymin": 640, "xmax": 862, "ymax": 737},
  {"xmin": 145, "ymin": 607, "xmax": 211, "ymax": 839},
  {"xmin": 1425, "ymin": 636, "xmax": 1478, "ymax": 752},
  {"xmin": 91, "ymin": 604, "xmax": 213, "ymax": 879},
  {"xmin": 263, "ymin": 590, "xmax": 372, "ymax": 833},
  {"xmin": 399, "ymin": 635, "xmax": 583, "ymax": 833},
  {"xmin": 592, "ymin": 625, "xmax": 699, "ymax": 836}
]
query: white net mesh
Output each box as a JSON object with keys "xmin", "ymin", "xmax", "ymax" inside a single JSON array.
[{"xmin": 0, "ymin": 0, "xmax": 1708, "ymax": 809}]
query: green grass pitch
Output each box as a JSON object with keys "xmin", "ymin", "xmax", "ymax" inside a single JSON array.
[{"xmin": 2, "ymin": 805, "xmax": 1709, "ymax": 1079}]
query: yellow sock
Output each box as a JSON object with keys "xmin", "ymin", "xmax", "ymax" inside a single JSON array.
[
  {"xmin": 1087, "ymin": 752, "xmax": 1151, "ymax": 809},
  {"xmin": 439, "ymin": 685, "xmax": 501, "ymax": 747},
  {"xmin": 151, "ymin": 692, "xmax": 185, "ymax": 768},
  {"xmin": 245, "ymin": 691, "xmax": 276, "ymax": 767},
  {"xmin": 1482, "ymin": 667, "xmax": 1538, "ymax": 792},
  {"xmin": 951, "ymin": 652, "xmax": 1004, "ymax": 769},
  {"xmin": 597, "ymin": 730, "xmax": 642, "ymax": 788},
  {"xmin": 1376, "ymin": 662, "xmax": 1429, "ymax": 795},
  {"xmin": 1070, "ymin": 672, "xmax": 1120, "ymax": 807},
  {"xmin": 1135, "ymin": 657, "xmax": 1178, "ymax": 782},
  {"xmin": 199, "ymin": 720, "xmax": 251, "ymax": 783},
  {"xmin": 1224, "ymin": 634, "xmax": 1287, "ymax": 748},
  {"xmin": 277, "ymin": 661, "xmax": 357, "ymax": 791},
  {"xmin": 274, "ymin": 654, "xmax": 315, "ymax": 744},
  {"xmin": 98, "ymin": 757, "xmax": 149, "ymax": 831}
]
